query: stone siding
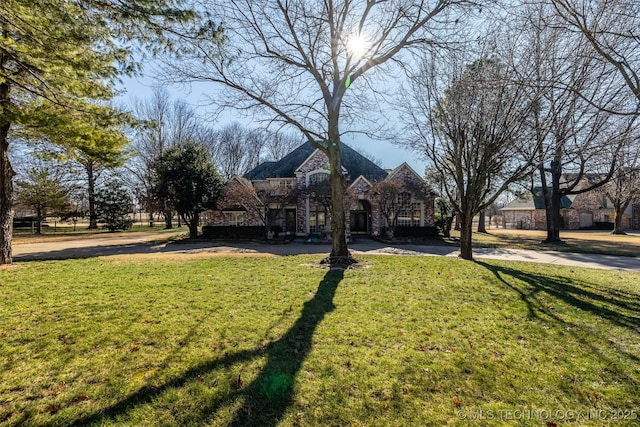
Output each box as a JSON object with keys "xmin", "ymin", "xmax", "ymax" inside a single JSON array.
[{"xmin": 296, "ymin": 150, "xmax": 331, "ymax": 176}]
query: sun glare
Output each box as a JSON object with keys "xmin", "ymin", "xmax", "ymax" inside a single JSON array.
[{"xmin": 346, "ymin": 32, "xmax": 371, "ymax": 59}]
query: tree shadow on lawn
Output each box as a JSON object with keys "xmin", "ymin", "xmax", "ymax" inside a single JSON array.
[
  {"xmin": 476, "ymin": 261, "xmax": 640, "ymax": 331},
  {"xmin": 486, "ymin": 232, "xmax": 640, "ymax": 257},
  {"xmin": 69, "ymin": 269, "xmax": 343, "ymax": 426},
  {"xmin": 477, "ymin": 261, "xmax": 640, "ymax": 387}
]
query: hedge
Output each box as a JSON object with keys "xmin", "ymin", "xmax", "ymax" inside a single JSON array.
[
  {"xmin": 580, "ymin": 221, "xmax": 614, "ymax": 231},
  {"xmin": 201, "ymin": 225, "xmax": 281, "ymax": 239}
]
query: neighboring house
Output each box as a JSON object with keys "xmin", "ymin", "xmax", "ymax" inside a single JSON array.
[
  {"xmin": 502, "ymin": 184, "xmax": 639, "ymax": 230},
  {"xmin": 208, "ymin": 142, "xmax": 435, "ymax": 236}
]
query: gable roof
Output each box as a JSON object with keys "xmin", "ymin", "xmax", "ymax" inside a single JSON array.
[
  {"xmin": 244, "ymin": 143, "xmax": 315, "ymax": 180},
  {"xmin": 349, "ymin": 175, "xmax": 373, "ymax": 189},
  {"xmin": 386, "ymin": 162, "xmax": 423, "ymax": 182},
  {"xmin": 243, "ymin": 141, "xmax": 388, "ymax": 183},
  {"xmin": 501, "ymin": 187, "xmax": 573, "ymax": 211},
  {"xmin": 228, "ymin": 175, "xmax": 255, "ymax": 190}
]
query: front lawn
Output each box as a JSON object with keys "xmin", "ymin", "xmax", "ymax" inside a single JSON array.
[
  {"xmin": 12, "ymin": 225, "xmax": 187, "ymax": 245},
  {"xmin": 463, "ymin": 229, "xmax": 640, "ymax": 258},
  {"xmin": 1, "ymin": 256, "xmax": 638, "ymax": 426}
]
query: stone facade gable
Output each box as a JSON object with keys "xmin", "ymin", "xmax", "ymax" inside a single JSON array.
[
  {"xmin": 295, "ymin": 149, "xmax": 333, "ymax": 177},
  {"xmin": 387, "ymin": 163, "xmax": 424, "ymax": 188},
  {"xmin": 349, "ymin": 176, "xmax": 373, "ymax": 195}
]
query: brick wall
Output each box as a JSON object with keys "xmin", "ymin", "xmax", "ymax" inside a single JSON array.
[
  {"xmin": 502, "ymin": 209, "xmax": 549, "ymax": 230},
  {"xmin": 565, "ymin": 191, "xmax": 605, "ymax": 229}
]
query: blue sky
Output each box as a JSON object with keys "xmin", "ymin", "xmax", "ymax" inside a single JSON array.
[{"xmin": 116, "ymin": 73, "xmax": 427, "ymax": 175}]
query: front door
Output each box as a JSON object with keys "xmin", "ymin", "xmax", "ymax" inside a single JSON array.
[
  {"xmin": 285, "ymin": 209, "xmax": 296, "ymax": 233},
  {"xmin": 350, "ymin": 211, "xmax": 368, "ymax": 234},
  {"xmin": 579, "ymin": 212, "xmax": 593, "ymax": 228}
]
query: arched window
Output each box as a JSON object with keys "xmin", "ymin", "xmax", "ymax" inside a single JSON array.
[{"xmin": 308, "ymin": 172, "xmax": 329, "ymax": 186}]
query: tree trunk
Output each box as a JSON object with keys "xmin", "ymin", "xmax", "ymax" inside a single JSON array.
[
  {"xmin": 542, "ymin": 159, "xmax": 563, "ymax": 244},
  {"xmin": 442, "ymin": 216, "xmax": 452, "ymax": 238},
  {"xmin": 35, "ymin": 205, "xmax": 43, "ymax": 235},
  {"xmin": 477, "ymin": 210, "xmax": 487, "ymax": 233},
  {"xmin": 0, "ymin": 109, "xmax": 14, "ymax": 265},
  {"xmin": 163, "ymin": 205, "xmax": 173, "ymax": 229},
  {"xmin": 612, "ymin": 213, "xmax": 626, "ymax": 234},
  {"xmin": 325, "ymin": 107, "xmax": 350, "ymax": 264},
  {"xmin": 327, "ymin": 143, "xmax": 348, "ymax": 258},
  {"xmin": 458, "ymin": 211, "xmax": 474, "ymax": 260},
  {"xmin": 87, "ymin": 163, "xmax": 98, "ymax": 229},
  {"xmin": 611, "ymin": 201, "xmax": 629, "ymax": 235},
  {"xmin": 188, "ymin": 212, "xmax": 198, "ymax": 238}
]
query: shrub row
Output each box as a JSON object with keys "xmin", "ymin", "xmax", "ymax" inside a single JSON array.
[
  {"xmin": 201, "ymin": 225, "xmax": 281, "ymax": 239},
  {"xmin": 580, "ymin": 221, "xmax": 614, "ymax": 231}
]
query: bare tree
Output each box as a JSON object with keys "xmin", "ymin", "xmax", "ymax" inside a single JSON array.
[
  {"xmin": 263, "ymin": 131, "xmax": 303, "ymax": 162},
  {"xmin": 599, "ymin": 136, "xmax": 640, "ymax": 234},
  {"xmin": 372, "ymin": 180, "xmax": 404, "ymax": 238},
  {"xmin": 514, "ymin": 3, "xmax": 634, "ymax": 243},
  {"xmin": 372, "ymin": 179, "xmax": 427, "ymax": 239},
  {"xmin": 163, "ymin": 0, "xmax": 473, "ymax": 265},
  {"xmin": 222, "ymin": 178, "xmax": 298, "ymax": 234},
  {"xmin": 551, "ymin": 0, "xmax": 640, "ymax": 103},
  {"xmin": 406, "ymin": 53, "xmax": 538, "ymax": 259},
  {"xmin": 201, "ymin": 124, "xmax": 303, "ymax": 179},
  {"xmin": 208, "ymin": 123, "xmax": 265, "ymax": 180},
  {"xmin": 128, "ymin": 88, "xmax": 201, "ymax": 228},
  {"xmin": 425, "ymin": 165, "xmax": 455, "ymax": 238}
]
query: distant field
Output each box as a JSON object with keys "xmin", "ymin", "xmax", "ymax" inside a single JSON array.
[{"xmin": 1, "ymin": 255, "xmax": 638, "ymax": 426}]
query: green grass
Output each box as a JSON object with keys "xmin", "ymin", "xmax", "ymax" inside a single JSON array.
[{"xmin": 1, "ymin": 256, "xmax": 639, "ymax": 426}]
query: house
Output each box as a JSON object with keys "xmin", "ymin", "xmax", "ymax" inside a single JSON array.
[
  {"xmin": 501, "ymin": 184, "xmax": 640, "ymax": 230},
  {"xmin": 208, "ymin": 142, "xmax": 435, "ymax": 236}
]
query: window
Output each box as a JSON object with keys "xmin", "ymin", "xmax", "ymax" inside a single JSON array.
[
  {"xmin": 224, "ymin": 211, "xmax": 246, "ymax": 226},
  {"xmin": 309, "ymin": 172, "xmax": 329, "ymax": 186},
  {"xmin": 397, "ymin": 191, "xmax": 411, "ymax": 208},
  {"xmin": 309, "ymin": 203, "xmax": 326, "ymax": 233},
  {"xmin": 397, "ymin": 203, "xmax": 421, "ymax": 227},
  {"xmin": 396, "ymin": 192, "xmax": 421, "ymax": 227}
]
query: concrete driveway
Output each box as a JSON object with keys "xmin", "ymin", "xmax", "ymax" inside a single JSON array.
[{"xmin": 11, "ymin": 234, "xmax": 640, "ymax": 273}]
